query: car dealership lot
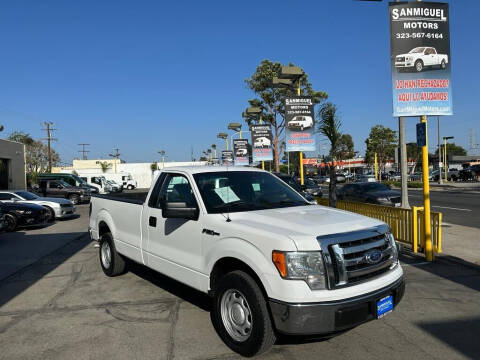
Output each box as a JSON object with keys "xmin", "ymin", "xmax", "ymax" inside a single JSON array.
[{"xmin": 0, "ymin": 207, "xmax": 479, "ymax": 359}]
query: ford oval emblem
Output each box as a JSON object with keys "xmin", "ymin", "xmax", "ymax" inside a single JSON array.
[{"xmin": 365, "ymin": 249, "xmax": 383, "ymax": 264}]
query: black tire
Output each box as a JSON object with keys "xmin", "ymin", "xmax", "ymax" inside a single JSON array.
[
  {"xmin": 99, "ymin": 232, "xmax": 126, "ymax": 277},
  {"xmin": 44, "ymin": 206, "xmax": 56, "ymax": 222},
  {"xmin": 127, "ymin": 185, "xmax": 134, "ymax": 190},
  {"xmin": 4, "ymin": 214, "xmax": 17, "ymax": 232},
  {"xmin": 69, "ymin": 194, "xmax": 80, "ymax": 205},
  {"xmin": 415, "ymin": 60, "xmax": 423, "ymax": 72},
  {"xmin": 211, "ymin": 270, "xmax": 276, "ymax": 357}
]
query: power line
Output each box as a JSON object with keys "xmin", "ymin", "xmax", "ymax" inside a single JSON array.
[
  {"xmin": 78, "ymin": 143, "xmax": 90, "ymax": 160},
  {"xmin": 41, "ymin": 122, "xmax": 57, "ymax": 172}
]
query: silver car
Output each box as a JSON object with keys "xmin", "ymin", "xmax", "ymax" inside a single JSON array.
[{"xmin": 0, "ymin": 190, "xmax": 76, "ymax": 222}]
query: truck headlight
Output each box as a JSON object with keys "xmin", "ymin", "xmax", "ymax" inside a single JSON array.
[
  {"xmin": 272, "ymin": 251, "xmax": 326, "ymax": 290},
  {"xmin": 386, "ymin": 232, "xmax": 399, "ymax": 266}
]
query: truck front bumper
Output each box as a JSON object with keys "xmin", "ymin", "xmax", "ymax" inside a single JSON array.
[{"xmin": 269, "ymin": 276, "xmax": 405, "ymax": 335}]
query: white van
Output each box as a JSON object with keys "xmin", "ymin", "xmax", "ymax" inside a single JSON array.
[
  {"xmin": 78, "ymin": 175, "xmax": 110, "ymax": 194},
  {"xmin": 254, "ymin": 136, "xmax": 271, "ymax": 148},
  {"xmin": 103, "ymin": 173, "xmax": 137, "ymax": 190},
  {"xmin": 287, "ymin": 116, "xmax": 313, "ymax": 130}
]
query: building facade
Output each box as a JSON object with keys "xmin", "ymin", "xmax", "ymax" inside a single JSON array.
[{"xmin": 0, "ymin": 139, "xmax": 26, "ymax": 190}]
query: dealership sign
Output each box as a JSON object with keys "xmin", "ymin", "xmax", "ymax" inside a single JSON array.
[
  {"xmin": 233, "ymin": 139, "xmax": 249, "ymax": 166},
  {"xmin": 251, "ymin": 125, "xmax": 273, "ymax": 162},
  {"xmin": 389, "ymin": 2, "xmax": 452, "ymax": 116},
  {"xmin": 221, "ymin": 150, "xmax": 234, "ymax": 166},
  {"xmin": 285, "ymin": 96, "xmax": 316, "ymax": 152}
]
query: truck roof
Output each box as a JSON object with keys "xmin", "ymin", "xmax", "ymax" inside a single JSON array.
[{"xmin": 158, "ymin": 166, "xmax": 265, "ymax": 175}]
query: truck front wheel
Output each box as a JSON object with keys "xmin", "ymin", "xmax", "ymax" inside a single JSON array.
[
  {"xmin": 99, "ymin": 232, "xmax": 126, "ymax": 276},
  {"xmin": 441, "ymin": 59, "xmax": 446, "ymax": 69},
  {"xmin": 211, "ymin": 270, "xmax": 276, "ymax": 357},
  {"xmin": 415, "ymin": 60, "xmax": 423, "ymax": 72}
]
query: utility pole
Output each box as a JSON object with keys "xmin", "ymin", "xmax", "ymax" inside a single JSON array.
[
  {"xmin": 108, "ymin": 148, "xmax": 120, "ymax": 174},
  {"xmin": 42, "ymin": 122, "xmax": 57, "ymax": 173},
  {"xmin": 78, "ymin": 143, "xmax": 90, "ymax": 160}
]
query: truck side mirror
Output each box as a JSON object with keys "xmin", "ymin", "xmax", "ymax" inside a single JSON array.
[{"xmin": 162, "ymin": 201, "xmax": 199, "ymax": 221}]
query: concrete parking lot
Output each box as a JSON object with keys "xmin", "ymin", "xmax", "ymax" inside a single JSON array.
[{"xmin": 0, "ymin": 205, "xmax": 479, "ymax": 359}]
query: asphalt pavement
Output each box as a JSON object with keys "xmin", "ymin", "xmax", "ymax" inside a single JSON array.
[
  {"xmin": 1, "ymin": 203, "xmax": 480, "ymax": 359},
  {"xmin": 407, "ymin": 190, "xmax": 479, "ymax": 228}
]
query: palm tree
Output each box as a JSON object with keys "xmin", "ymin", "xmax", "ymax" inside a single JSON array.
[
  {"xmin": 318, "ymin": 102, "xmax": 342, "ymax": 208},
  {"xmin": 99, "ymin": 161, "xmax": 112, "ymax": 173}
]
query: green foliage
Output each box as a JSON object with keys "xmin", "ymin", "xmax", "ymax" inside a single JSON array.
[
  {"xmin": 435, "ymin": 142, "xmax": 467, "ymax": 157},
  {"xmin": 8, "ymin": 131, "xmax": 60, "ymax": 173},
  {"xmin": 335, "ymin": 134, "xmax": 355, "ymax": 160},
  {"xmin": 365, "ymin": 125, "xmax": 398, "ymax": 180},
  {"xmin": 150, "ymin": 162, "xmax": 158, "ymax": 172},
  {"xmin": 99, "ymin": 161, "xmax": 112, "ymax": 173},
  {"xmin": 383, "ymin": 180, "xmax": 424, "ymax": 188},
  {"xmin": 279, "ymin": 164, "xmax": 289, "ymax": 174},
  {"xmin": 245, "ymin": 59, "xmax": 328, "ymax": 171}
]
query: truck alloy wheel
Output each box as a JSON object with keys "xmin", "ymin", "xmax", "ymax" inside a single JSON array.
[
  {"xmin": 211, "ymin": 271, "xmax": 276, "ymax": 357},
  {"xmin": 441, "ymin": 60, "xmax": 446, "ymax": 69},
  {"xmin": 99, "ymin": 232, "xmax": 126, "ymax": 276},
  {"xmin": 415, "ymin": 60, "xmax": 423, "ymax": 72}
]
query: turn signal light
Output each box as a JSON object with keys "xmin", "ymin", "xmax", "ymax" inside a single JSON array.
[{"xmin": 272, "ymin": 251, "xmax": 287, "ymax": 278}]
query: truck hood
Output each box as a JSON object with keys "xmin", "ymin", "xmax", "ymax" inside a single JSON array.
[
  {"xmin": 396, "ymin": 53, "xmax": 414, "ymax": 58},
  {"xmin": 229, "ymin": 205, "xmax": 384, "ymax": 251}
]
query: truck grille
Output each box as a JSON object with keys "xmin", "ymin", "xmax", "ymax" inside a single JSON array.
[
  {"xmin": 317, "ymin": 225, "xmax": 397, "ymax": 289},
  {"xmin": 396, "ymin": 56, "xmax": 405, "ymax": 62}
]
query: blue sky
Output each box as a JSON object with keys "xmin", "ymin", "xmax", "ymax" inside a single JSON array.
[{"xmin": 1, "ymin": 0, "xmax": 478, "ymax": 163}]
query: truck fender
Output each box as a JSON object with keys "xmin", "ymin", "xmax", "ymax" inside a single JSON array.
[
  {"xmin": 95, "ymin": 209, "xmax": 117, "ymax": 241},
  {"xmin": 204, "ymin": 238, "xmax": 277, "ymax": 298}
]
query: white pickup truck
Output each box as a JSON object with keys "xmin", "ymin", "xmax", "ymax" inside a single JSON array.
[
  {"xmin": 395, "ymin": 47, "xmax": 448, "ymax": 72},
  {"xmin": 89, "ymin": 166, "xmax": 404, "ymax": 356}
]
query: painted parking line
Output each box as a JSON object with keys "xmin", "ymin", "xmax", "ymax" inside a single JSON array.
[{"xmin": 431, "ymin": 205, "xmax": 472, "ymax": 212}]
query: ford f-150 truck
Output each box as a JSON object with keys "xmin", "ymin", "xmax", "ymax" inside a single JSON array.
[
  {"xmin": 89, "ymin": 167, "xmax": 404, "ymax": 356},
  {"xmin": 395, "ymin": 47, "xmax": 448, "ymax": 72}
]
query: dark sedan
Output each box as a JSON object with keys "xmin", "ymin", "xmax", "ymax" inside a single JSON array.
[
  {"xmin": 0, "ymin": 202, "xmax": 49, "ymax": 232},
  {"xmin": 337, "ymin": 182, "xmax": 401, "ymax": 207}
]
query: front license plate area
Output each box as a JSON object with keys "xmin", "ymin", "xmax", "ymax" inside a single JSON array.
[{"xmin": 377, "ymin": 295, "xmax": 394, "ymax": 318}]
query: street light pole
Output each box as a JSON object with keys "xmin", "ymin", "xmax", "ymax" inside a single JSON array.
[
  {"xmin": 158, "ymin": 150, "xmax": 166, "ymax": 169},
  {"xmin": 438, "ymin": 116, "xmax": 443, "ymax": 184},
  {"xmin": 443, "ymin": 136, "xmax": 454, "ymax": 182}
]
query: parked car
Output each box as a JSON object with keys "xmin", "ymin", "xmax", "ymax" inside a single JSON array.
[
  {"xmin": 286, "ymin": 115, "xmax": 313, "ymax": 130},
  {"xmin": 430, "ymin": 169, "xmax": 459, "ymax": 182},
  {"xmin": 273, "ymin": 173, "xmax": 320, "ymax": 203},
  {"xmin": 36, "ymin": 173, "xmax": 99, "ymax": 194},
  {"xmin": 0, "ymin": 201, "xmax": 49, "ymax": 232},
  {"xmin": 89, "ymin": 166, "xmax": 404, "ymax": 356},
  {"xmin": 408, "ymin": 172, "xmax": 422, "ymax": 181},
  {"xmin": 356, "ymin": 174, "xmax": 377, "ymax": 183},
  {"xmin": 459, "ymin": 165, "xmax": 480, "ymax": 181},
  {"xmin": 33, "ymin": 179, "xmax": 91, "ymax": 204},
  {"xmin": 0, "ymin": 190, "xmax": 75, "ymax": 222},
  {"xmin": 337, "ymin": 182, "xmax": 401, "ymax": 207},
  {"xmin": 395, "ymin": 47, "xmax": 448, "ymax": 72}
]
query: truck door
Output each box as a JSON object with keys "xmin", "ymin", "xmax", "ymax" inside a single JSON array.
[{"xmin": 144, "ymin": 172, "xmax": 204, "ymax": 290}]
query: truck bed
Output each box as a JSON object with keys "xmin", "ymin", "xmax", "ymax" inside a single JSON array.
[{"xmin": 92, "ymin": 191, "xmax": 148, "ymax": 204}]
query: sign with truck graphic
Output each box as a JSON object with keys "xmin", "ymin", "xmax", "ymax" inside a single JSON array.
[
  {"xmin": 285, "ymin": 96, "xmax": 316, "ymax": 152},
  {"xmin": 251, "ymin": 125, "xmax": 273, "ymax": 162},
  {"xmin": 389, "ymin": 2, "xmax": 452, "ymax": 116}
]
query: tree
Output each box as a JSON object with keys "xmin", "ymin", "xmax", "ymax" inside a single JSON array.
[
  {"xmin": 435, "ymin": 142, "xmax": 467, "ymax": 157},
  {"xmin": 317, "ymin": 102, "xmax": 342, "ymax": 208},
  {"xmin": 245, "ymin": 60, "xmax": 328, "ymax": 172},
  {"xmin": 150, "ymin": 162, "xmax": 158, "ymax": 172},
  {"xmin": 364, "ymin": 125, "xmax": 397, "ymax": 180},
  {"xmin": 99, "ymin": 161, "xmax": 112, "ymax": 173},
  {"xmin": 334, "ymin": 134, "xmax": 355, "ymax": 161},
  {"xmin": 7, "ymin": 132, "xmax": 60, "ymax": 173}
]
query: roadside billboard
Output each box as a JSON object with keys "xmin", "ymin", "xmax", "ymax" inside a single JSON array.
[
  {"xmin": 233, "ymin": 139, "xmax": 250, "ymax": 166},
  {"xmin": 285, "ymin": 96, "xmax": 316, "ymax": 152},
  {"xmin": 389, "ymin": 2, "xmax": 452, "ymax": 116},
  {"xmin": 251, "ymin": 125, "xmax": 273, "ymax": 162},
  {"xmin": 221, "ymin": 150, "xmax": 234, "ymax": 166}
]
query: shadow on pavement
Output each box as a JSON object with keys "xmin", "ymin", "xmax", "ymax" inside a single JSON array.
[
  {"xmin": 416, "ymin": 317, "xmax": 480, "ymax": 359},
  {"xmin": 0, "ymin": 231, "xmax": 90, "ymax": 307}
]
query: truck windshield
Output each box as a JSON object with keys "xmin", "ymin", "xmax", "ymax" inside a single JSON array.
[
  {"xmin": 409, "ymin": 47, "xmax": 425, "ymax": 53},
  {"xmin": 193, "ymin": 171, "xmax": 308, "ymax": 214}
]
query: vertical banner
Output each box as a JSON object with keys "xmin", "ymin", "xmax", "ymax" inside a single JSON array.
[
  {"xmin": 285, "ymin": 96, "xmax": 316, "ymax": 152},
  {"xmin": 251, "ymin": 125, "xmax": 273, "ymax": 162},
  {"xmin": 221, "ymin": 150, "xmax": 234, "ymax": 166},
  {"xmin": 389, "ymin": 2, "xmax": 452, "ymax": 116},
  {"xmin": 233, "ymin": 139, "xmax": 250, "ymax": 166}
]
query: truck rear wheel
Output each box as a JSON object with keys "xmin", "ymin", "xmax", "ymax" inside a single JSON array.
[
  {"xmin": 211, "ymin": 270, "xmax": 276, "ymax": 357},
  {"xmin": 99, "ymin": 232, "xmax": 126, "ymax": 276}
]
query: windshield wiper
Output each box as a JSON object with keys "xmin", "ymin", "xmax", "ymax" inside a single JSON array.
[{"xmin": 212, "ymin": 200, "xmax": 256, "ymax": 210}]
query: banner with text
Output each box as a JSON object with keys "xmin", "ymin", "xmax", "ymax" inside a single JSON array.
[
  {"xmin": 389, "ymin": 2, "xmax": 452, "ymax": 116},
  {"xmin": 233, "ymin": 139, "xmax": 249, "ymax": 166},
  {"xmin": 221, "ymin": 150, "xmax": 234, "ymax": 166},
  {"xmin": 285, "ymin": 96, "xmax": 316, "ymax": 152},
  {"xmin": 251, "ymin": 125, "xmax": 273, "ymax": 162}
]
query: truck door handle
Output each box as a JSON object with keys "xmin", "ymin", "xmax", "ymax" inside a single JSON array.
[{"xmin": 149, "ymin": 216, "xmax": 157, "ymax": 227}]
